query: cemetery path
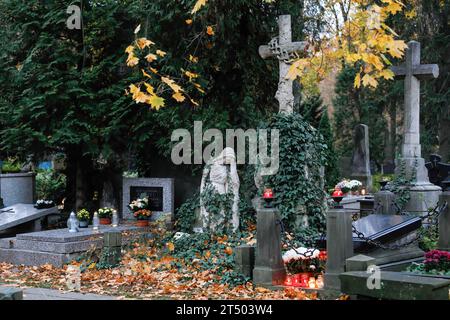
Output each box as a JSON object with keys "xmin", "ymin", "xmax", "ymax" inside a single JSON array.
[{"xmin": 22, "ymin": 287, "xmax": 119, "ymax": 300}]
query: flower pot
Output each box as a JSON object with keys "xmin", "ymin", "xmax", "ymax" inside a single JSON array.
[
  {"xmin": 79, "ymin": 220, "xmax": 89, "ymax": 228},
  {"xmin": 99, "ymin": 217, "xmax": 111, "ymax": 225},
  {"xmin": 136, "ymin": 219, "xmax": 149, "ymax": 227}
]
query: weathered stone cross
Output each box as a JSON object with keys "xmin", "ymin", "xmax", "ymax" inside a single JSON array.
[
  {"xmin": 391, "ymin": 40, "xmax": 439, "ymax": 159},
  {"xmin": 259, "ymin": 15, "xmax": 307, "ymax": 114}
]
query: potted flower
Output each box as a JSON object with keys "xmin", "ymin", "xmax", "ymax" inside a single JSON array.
[
  {"xmin": 96, "ymin": 207, "xmax": 116, "ymax": 225},
  {"xmin": 336, "ymin": 180, "xmax": 350, "ymax": 195},
  {"xmin": 349, "ymin": 180, "xmax": 362, "ymax": 195},
  {"xmin": 76, "ymin": 209, "xmax": 90, "ymax": 228},
  {"xmin": 128, "ymin": 198, "xmax": 152, "ymax": 227}
]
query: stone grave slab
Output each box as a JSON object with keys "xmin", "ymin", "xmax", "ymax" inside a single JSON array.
[
  {"xmin": 0, "ymin": 204, "xmax": 58, "ymax": 232},
  {"xmin": 0, "ymin": 225, "xmax": 149, "ymax": 267},
  {"xmin": 352, "ymin": 214, "xmax": 424, "ymax": 265}
]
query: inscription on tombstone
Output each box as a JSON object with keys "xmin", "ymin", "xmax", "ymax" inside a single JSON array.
[{"xmin": 130, "ymin": 186, "xmax": 163, "ymax": 211}]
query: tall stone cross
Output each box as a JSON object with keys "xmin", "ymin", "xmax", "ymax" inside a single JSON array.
[
  {"xmin": 391, "ymin": 41, "xmax": 439, "ymax": 160},
  {"xmin": 391, "ymin": 40, "xmax": 441, "ymax": 213},
  {"xmin": 259, "ymin": 15, "xmax": 307, "ymax": 114}
]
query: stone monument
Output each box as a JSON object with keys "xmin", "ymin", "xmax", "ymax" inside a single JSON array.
[
  {"xmin": 258, "ymin": 15, "xmax": 307, "ymax": 114},
  {"xmin": 391, "ymin": 40, "xmax": 442, "ymax": 213},
  {"xmin": 200, "ymin": 147, "xmax": 240, "ymax": 232},
  {"xmin": 350, "ymin": 124, "xmax": 372, "ymax": 191}
]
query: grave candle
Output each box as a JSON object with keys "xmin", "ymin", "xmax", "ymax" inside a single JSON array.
[{"xmin": 262, "ymin": 188, "xmax": 274, "ymax": 208}]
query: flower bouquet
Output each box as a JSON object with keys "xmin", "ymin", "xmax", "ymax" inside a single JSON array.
[
  {"xmin": 76, "ymin": 209, "xmax": 90, "ymax": 228},
  {"xmin": 96, "ymin": 207, "xmax": 116, "ymax": 225},
  {"xmin": 34, "ymin": 199, "xmax": 55, "ymax": 209},
  {"xmin": 128, "ymin": 198, "xmax": 152, "ymax": 227}
]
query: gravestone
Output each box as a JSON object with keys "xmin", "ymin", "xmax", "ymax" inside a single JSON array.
[
  {"xmin": 259, "ymin": 15, "xmax": 307, "ymax": 114},
  {"xmin": 0, "ymin": 204, "xmax": 58, "ymax": 235},
  {"xmin": 391, "ymin": 41, "xmax": 442, "ymax": 213},
  {"xmin": 253, "ymin": 207, "xmax": 286, "ymax": 286},
  {"xmin": 0, "ymin": 172, "xmax": 36, "ymax": 207},
  {"xmin": 122, "ymin": 177, "xmax": 174, "ymax": 221},
  {"xmin": 0, "ymin": 225, "xmax": 146, "ymax": 267},
  {"xmin": 350, "ymin": 124, "xmax": 372, "ymax": 191},
  {"xmin": 426, "ymin": 154, "xmax": 450, "ymax": 188}
]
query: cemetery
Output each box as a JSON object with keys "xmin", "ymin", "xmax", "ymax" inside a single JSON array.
[{"xmin": 0, "ymin": 0, "xmax": 449, "ymax": 303}]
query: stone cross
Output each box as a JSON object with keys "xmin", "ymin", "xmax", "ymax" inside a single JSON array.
[
  {"xmin": 259, "ymin": 15, "xmax": 307, "ymax": 114},
  {"xmin": 391, "ymin": 41, "xmax": 439, "ymax": 159},
  {"xmin": 391, "ymin": 40, "xmax": 441, "ymax": 213}
]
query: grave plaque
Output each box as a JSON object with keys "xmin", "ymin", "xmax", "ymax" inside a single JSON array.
[
  {"xmin": 122, "ymin": 178, "xmax": 174, "ymax": 220},
  {"xmin": 130, "ymin": 186, "xmax": 163, "ymax": 211}
]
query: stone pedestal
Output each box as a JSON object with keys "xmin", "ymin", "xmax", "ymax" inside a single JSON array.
[
  {"xmin": 374, "ymin": 189, "xmax": 396, "ymax": 214},
  {"xmin": 253, "ymin": 208, "xmax": 286, "ymax": 286},
  {"xmin": 234, "ymin": 245, "xmax": 255, "ymax": 278},
  {"xmin": 101, "ymin": 231, "xmax": 122, "ymax": 266},
  {"xmin": 324, "ymin": 207, "xmax": 354, "ymax": 291},
  {"xmin": 438, "ymin": 187, "xmax": 450, "ymax": 251}
]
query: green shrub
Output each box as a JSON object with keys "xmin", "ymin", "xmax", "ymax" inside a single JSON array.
[
  {"xmin": 1, "ymin": 158, "xmax": 22, "ymax": 173},
  {"xmin": 36, "ymin": 169, "xmax": 66, "ymax": 203}
]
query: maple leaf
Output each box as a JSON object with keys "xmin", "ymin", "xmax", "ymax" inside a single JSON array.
[
  {"xmin": 144, "ymin": 83, "xmax": 155, "ymax": 95},
  {"xmin": 125, "ymin": 45, "xmax": 134, "ymax": 54},
  {"xmin": 126, "ymin": 55, "xmax": 139, "ymax": 67},
  {"xmin": 136, "ymin": 38, "xmax": 154, "ymax": 50},
  {"xmin": 172, "ymin": 92, "xmax": 186, "ymax": 102},
  {"xmin": 156, "ymin": 50, "xmax": 167, "ymax": 57},
  {"xmin": 148, "ymin": 95, "xmax": 165, "ymax": 110},
  {"xmin": 162, "ymin": 76, "xmax": 183, "ymax": 93},
  {"xmin": 362, "ymin": 74, "xmax": 378, "ymax": 88},
  {"xmin": 145, "ymin": 53, "xmax": 158, "ymax": 62},
  {"xmin": 191, "ymin": 0, "xmax": 207, "ymax": 14}
]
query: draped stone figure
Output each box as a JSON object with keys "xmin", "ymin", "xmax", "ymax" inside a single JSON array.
[{"xmin": 200, "ymin": 148, "xmax": 240, "ymax": 232}]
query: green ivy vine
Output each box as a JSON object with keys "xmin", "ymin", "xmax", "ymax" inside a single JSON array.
[{"xmin": 264, "ymin": 113, "xmax": 328, "ymax": 235}]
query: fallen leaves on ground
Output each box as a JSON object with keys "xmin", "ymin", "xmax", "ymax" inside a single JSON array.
[{"xmin": 0, "ymin": 245, "xmax": 317, "ymax": 300}]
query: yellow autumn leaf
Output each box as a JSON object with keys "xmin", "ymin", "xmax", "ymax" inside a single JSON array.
[
  {"xmin": 161, "ymin": 76, "xmax": 183, "ymax": 93},
  {"xmin": 184, "ymin": 70, "xmax": 199, "ymax": 81},
  {"xmin": 185, "ymin": 19, "xmax": 193, "ymax": 25},
  {"xmin": 126, "ymin": 55, "xmax": 139, "ymax": 67},
  {"xmin": 189, "ymin": 97, "xmax": 199, "ymax": 107},
  {"xmin": 129, "ymin": 84, "xmax": 139, "ymax": 95},
  {"xmin": 379, "ymin": 69, "xmax": 395, "ymax": 80},
  {"xmin": 148, "ymin": 95, "xmax": 165, "ymax": 110},
  {"xmin": 135, "ymin": 91, "xmax": 151, "ymax": 104},
  {"xmin": 362, "ymin": 74, "xmax": 378, "ymax": 88},
  {"xmin": 193, "ymin": 83, "xmax": 205, "ymax": 94},
  {"xmin": 149, "ymin": 67, "xmax": 159, "ymax": 74},
  {"xmin": 386, "ymin": 40, "xmax": 407, "ymax": 58},
  {"xmin": 125, "ymin": 45, "xmax": 134, "ymax": 54},
  {"xmin": 156, "ymin": 50, "xmax": 167, "ymax": 57},
  {"xmin": 167, "ymin": 242, "xmax": 175, "ymax": 252},
  {"xmin": 172, "ymin": 92, "xmax": 186, "ymax": 102},
  {"xmin": 206, "ymin": 26, "xmax": 214, "ymax": 36},
  {"xmin": 136, "ymin": 38, "xmax": 154, "ymax": 50},
  {"xmin": 145, "ymin": 53, "xmax": 158, "ymax": 62},
  {"xmin": 191, "ymin": 0, "xmax": 207, "ymax": 14},
  {"xmin": 189, "ymin": 55, "xmax": 199, "ymax": 63},
  {"xmin": 142, "ymin": 69, "xmax": 152, "ymax": 78},
  {"xmin": 354, "ymin": 73, "xmax": 361, "ymax": 88},
  {"xmin": 144, "ymin": 82, "xmax": 155, "ymax": 95}
]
